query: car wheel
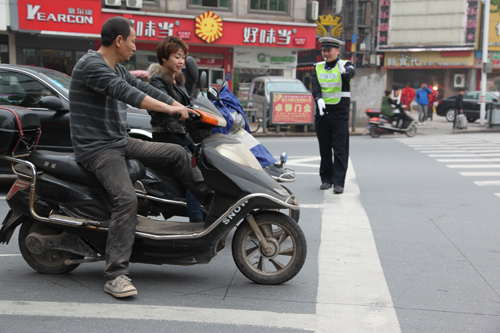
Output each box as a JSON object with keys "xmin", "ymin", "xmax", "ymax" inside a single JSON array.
[{"xmin": 445, "ymin": 108, "xmax": 456, "ymax": 122}]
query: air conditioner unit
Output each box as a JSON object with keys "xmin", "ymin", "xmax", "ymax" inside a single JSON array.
[
  {"xmin": 104, "ymin": 0, "xmax": 121, "ymax": 7},
  {"xmin": 453, "ymin": 74, "xmax": 466, "ymax": 88},
  {"xmin": 126, "ymin": 0, "xmax": 142, "ymax": 9},
  {"xmin": 306, "ymin": 1, "xmax": 319, "ymax": 21}
]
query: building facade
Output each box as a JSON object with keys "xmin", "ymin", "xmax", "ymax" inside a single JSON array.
[
  {"xmin": 3, "ymin": 0, "xmax": 316, "ymax": 95},
  {"xmin": 379, "ymin": 0, "xmax": 480, "ymax": 99}
]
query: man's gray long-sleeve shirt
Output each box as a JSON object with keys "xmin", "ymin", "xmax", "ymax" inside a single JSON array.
[{"xmin": 69, "ymin": 50, "xmax": 175, "ymax": 162}]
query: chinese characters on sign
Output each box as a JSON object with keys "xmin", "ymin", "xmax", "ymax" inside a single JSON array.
[
  {"xmin": 243, "ymin": 27, "xmax": 294, "ymax": 46},
  {"xmin": 133, "ymin": 20, "xmax": 174, "ymax": 38},
  {"xmin": 272, "ymin": 94, "xmax": 314, "ymax": 124},
  {"xmin": 378, "ymin": 0, "xmax": 390, "ymax": 46},
  {"xmin": 386, "ymin": 53, "xmax": 419, "ymax": 67},
  {"xmin": 465, "ymin": 0, "xmax": 479, "ymax": 44}
]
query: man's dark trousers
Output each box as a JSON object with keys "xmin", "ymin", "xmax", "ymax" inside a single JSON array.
[
  {"xmin": 80, "ymin": 137, "xmax": 209, "ymax": 281},
  {"xmin": 315, "ymin": 111, "xmax": 350, "ymax": 188}
]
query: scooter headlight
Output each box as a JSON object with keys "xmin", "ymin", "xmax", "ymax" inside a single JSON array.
[{"xmin": 215, "ymin": 143, "xmax": 262, "ymax": 170}]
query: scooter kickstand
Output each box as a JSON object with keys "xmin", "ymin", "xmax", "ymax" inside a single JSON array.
[{"xmin": 245, "ymin": 214, "xmax": 272, "ymax": 252}]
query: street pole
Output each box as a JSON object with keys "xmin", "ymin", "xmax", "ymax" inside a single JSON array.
[{"xmin": 480, "ymin": 0, "xmax": 490, "ymax": 126}]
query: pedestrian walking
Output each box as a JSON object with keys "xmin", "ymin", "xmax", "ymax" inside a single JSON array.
[
  {"xmin": 312, "ymin": 37, "xmax": 355, "ymax": 194},
  {"xmin": 453, "ymin": 89, "xmax": 464, "ymax": 129},
  {"xmin": 415, "ymin": 83, "xmax": 433, "ymax": 125}
]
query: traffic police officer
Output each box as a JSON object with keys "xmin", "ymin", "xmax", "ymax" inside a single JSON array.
[{"xmin": 312, "ymin": 37, "xmax": 355, "ymax": 194}]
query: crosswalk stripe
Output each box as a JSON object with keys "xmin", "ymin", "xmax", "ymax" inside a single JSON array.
[
  {"xmin": 474, "ymin": 181, "xmax": 500, "ymax": 186},
  {"xmin": 428, "ymin": 154, "xmax": 477, "ymax": 157},
  {"xmin": 0, "ymin": 300, "xmax": 316, "ymax": 330},
  {"xmin": 447, "ymin": 164, "xmax": 500, "ymax": 168},
  {"xmin": 459, "ymin": 172, "xmax": 500, "ymax": 176},
  {"xmin": 437, "ymin": 158, "xmax": 500, "ymax": 162}
]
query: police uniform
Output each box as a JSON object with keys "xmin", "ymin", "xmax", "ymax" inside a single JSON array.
[{"xmin": 312, "ymin": 37, "xmax": 355, "ymax": 194}]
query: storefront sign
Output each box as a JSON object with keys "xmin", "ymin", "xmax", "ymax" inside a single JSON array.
[
  {"xmin": 101, "ymin": 12, "xmax": 315, "ymax": 49},
  {"xmin": 234, "ymin": 48, "xmax": 297, "ymax": 69},
  {"xmin": 17, "ymin": 0, "xmax": 101, "ymax": 35},
  {"xmin": 315, "ymin": 14, "xmax": 342, "ymax": 38},
  {"xmin": 195, "ymin": 10, "xmax": 223, "ymax": 43},
  {"xmin": 384, "ymin": 51, "xmax": 475, "ymax": 68},
  {"xmin": 271, "ymin": 93, "xmax": 314, "ymax": 124},
  {"xmin": 465, "ymin": 0, "xmax": 479, "ymax": 45},
  {"xmin": 488, "ymin": 5, "xmax": 500, "ymax": 51},
  {"xmin": 378, "ymin": 0, "xmax": 390, "ymax": 47}
]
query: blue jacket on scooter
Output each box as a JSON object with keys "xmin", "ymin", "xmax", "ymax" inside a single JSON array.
[{"xmin": 211, "ymin": 85, "xmax": 276, "ymax": 168}]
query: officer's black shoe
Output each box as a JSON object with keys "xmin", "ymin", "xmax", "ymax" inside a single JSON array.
[
  {"xmin": 320, "ymin": 183, "xmax": 332, "ymax": 190},
  {"xmin": 333, "ymin": 186, "xmax": 344, "ymax": 194}
]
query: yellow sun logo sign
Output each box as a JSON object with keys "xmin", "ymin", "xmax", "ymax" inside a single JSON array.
[{"xmin": 195, "ymin": 11, "xmax": 223, "ymax": 43}]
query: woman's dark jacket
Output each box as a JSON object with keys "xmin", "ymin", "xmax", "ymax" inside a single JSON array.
[{"xmin": 147, "ymin": 63, "xmax": 192, "ymax": 146}]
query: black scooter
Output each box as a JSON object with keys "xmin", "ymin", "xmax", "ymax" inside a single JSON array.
[{"xmin": 0, "ymin": 65, "xmax": 306, "ymax": 285}]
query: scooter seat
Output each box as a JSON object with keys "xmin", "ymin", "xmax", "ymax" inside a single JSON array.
[
  {"xmin": 380, "ymin": 114, "xmax": 393, "ymax": 121},
  {"xmin": 29, "ymin": 150, "xmax": 145, "ymax": 187}
]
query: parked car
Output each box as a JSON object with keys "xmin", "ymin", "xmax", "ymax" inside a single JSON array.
[
  {"xmin": 0, "ymin": 64, "xmax": 152, "ymax": 177},
  {"xmin": 436, "ymin": 90, "xmax": 499, "ymax": 122},
  {"xmin": 248, "ymin": 76, "xmax": 310, "ymax": 124}
]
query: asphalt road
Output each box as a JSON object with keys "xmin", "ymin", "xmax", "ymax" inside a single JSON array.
[{"xmin": 0, "ymin": 116, "xmax": 499, "ymax": 332}]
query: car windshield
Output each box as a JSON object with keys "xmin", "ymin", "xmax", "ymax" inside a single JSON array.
[
  {"xmin": 267, "ymin": 82, "xmax": 308, "ymax": 93},
  {"xmin": 36, "ymin": 68, "xmax": 71, "ymax": 95}
]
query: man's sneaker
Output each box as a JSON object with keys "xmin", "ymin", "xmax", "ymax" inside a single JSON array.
[{"xmin": 104, "ymin": 275, "xmax": 137, "ymax": 298}]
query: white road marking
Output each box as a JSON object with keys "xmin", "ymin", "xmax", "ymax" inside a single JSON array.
[
  {"xmin": 0, "ymin": 254, "xmax": 21, "ymax": 257},
  {"xmin": 0, "ymin": 300, "xmax": 316, "ymax": 330},
  {"xmin": 428, "ymin": 154, "xmax": 477, "ymax": 157},
  {"xmin": 0, "ymin": 196, "xmax": 6, "ymax": 200},
  {"xmin": 315, "ymin": 159, "xmax": 401, "ymax": 332},
  {"xmin": 447, "ymin": 164, "xmax": 500, "ymax": 168},
  {"xmin": 495, "ymin": 193, "xmax": 500, "ymax": 198},
  {"xmin": 479, "ymin": 153, "xmax": 500, "ymax": 157},
  {"xmin": 474, "ymin": 181, "xmax": 500, "ymax": 186},
  {"xmin": 420, "ymin": 150, "xmax": 469, "ymax": 153},
  {"xmin": 295, "ymin": 172, "xmax": 318, "ymax": 175},
  {"xmin": 286, "ymin": 157, "xmax": 321, "ymax": 168},
  {"xmin": 300, "ymin": 204, "xmax": 325, "ymax": 209},
  {"xmin": 460, "ymin": 172, "xmax": 500, "ymax": 176},
  {"xmin": 437, "ymin": 158, "xmax": 500, "ymax": 162}
]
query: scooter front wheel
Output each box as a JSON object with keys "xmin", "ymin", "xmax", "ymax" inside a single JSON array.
[
  {"xmin": 232, "ymin": 212, "xmax": 307, "ymax": 285},
  {"xmin": 19, "ymin": 219, "xmax": 82, "ymax": 274},
  {"xmin": 405, "ymin": 124, "xmax": 417, "ymax": 137}
]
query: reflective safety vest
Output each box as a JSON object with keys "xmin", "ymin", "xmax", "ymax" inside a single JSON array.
[{"xmin": 315, "ymin": 60, "xmax": 351, "ymax": 105}]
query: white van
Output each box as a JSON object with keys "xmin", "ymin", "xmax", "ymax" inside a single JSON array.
[{"xmin": 248, "ymin": 76, "xmax": 309, "ymax": 123}]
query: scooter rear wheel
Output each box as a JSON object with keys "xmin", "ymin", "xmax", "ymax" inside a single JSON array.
[
  {"xmin": 370, "ymin": 126, "xmax": 381, "ymax": 138},
  {"xmin": 18, "ymin": 219, "xmax": 82, "ymax": 274},
  {"xmin": 232, "ymin": 212, "xmax": 307, "ymax": 285}
]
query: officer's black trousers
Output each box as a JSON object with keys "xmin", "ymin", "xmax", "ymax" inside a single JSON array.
[{"xmin": 314, "ymin": 112, "xmax": 350, "ymax": 187}]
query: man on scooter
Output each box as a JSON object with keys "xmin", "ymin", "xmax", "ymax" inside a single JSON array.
[{"xmin": 69, "ymin": 17, "xmax": 212, "ymax": 298}]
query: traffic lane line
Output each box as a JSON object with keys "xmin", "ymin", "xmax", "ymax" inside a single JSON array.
[
  {"xmin": 0, "ymin": 300, "xmax": 316, "ymax": 331},
  {"xmin": 315, "ymin": 159, "xmax": 401, "ymax": 332},
  {"xmin": 447, "ymin": 164, "xmax": 500, "ymax": 168}
]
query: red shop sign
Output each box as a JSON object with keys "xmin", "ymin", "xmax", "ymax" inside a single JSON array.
[
  {"xmin": 102, "ymin": 12, "xmax": 315, "ymax": 49},
  {"xmin": 271, "ymin": 93, "xmax": 314, "ymax": 124},
  {"xmin": 17, "ymin": 0, "xmax": 101, "ymax": 35}
]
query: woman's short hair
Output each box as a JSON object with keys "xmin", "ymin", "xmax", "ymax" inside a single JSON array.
[
  {"xmin": 101, "ymin": 17, "xmax": 134, "ymax": 47},
  {"xmin": 384, "ymin": 90, "xmax": 391, "ymax": 96},
  {"xmin": 156, "ymin": 36, "xmax": 189, "ymax": 65}
]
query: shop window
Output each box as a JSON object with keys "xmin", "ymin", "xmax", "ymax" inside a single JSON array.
[
  {"xmin": 250, "ymin": 0, "xmax": 287, "ymax": 12},
  {"xmin": 0, "ymin": 72, "xmax": 54, "ymax": 107},
  {"xmin": 190, "ymin": 0, "xmax": 229, "ymax": 8}
]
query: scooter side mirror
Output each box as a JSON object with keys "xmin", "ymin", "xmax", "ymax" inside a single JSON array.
[
  {"xmin": 199, "ymin": 71, "xmax": 207, "ymax": 97},
  {"xmin": 280, "ymin": 152, "xmax": 287, "ymax": 167},
  {"xmin": 185, "ymin": 56, "xmax": 198, "ymax": 82},
  {"xmin": 186, "ymin": 56, "xmax": 199, "ymax": 100}
]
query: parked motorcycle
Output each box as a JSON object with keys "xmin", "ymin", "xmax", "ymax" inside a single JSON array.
[
  {"xmin": 0, "ymin": 64, "xmax": 306, "ymax": 285},
  {"xmin": 366, "ymin": 106, "xmax": 417, "ymax": 138}
]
